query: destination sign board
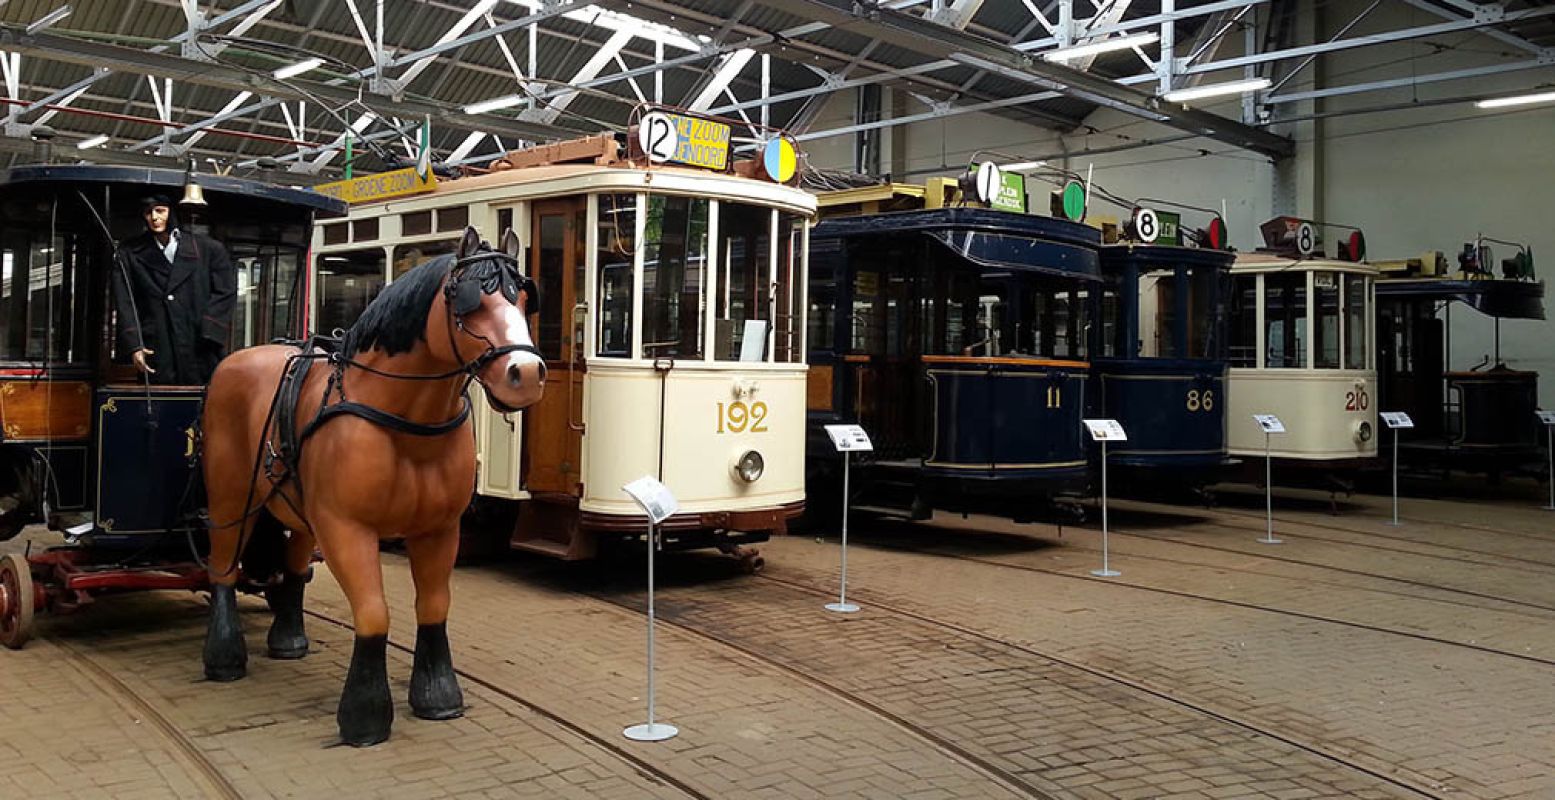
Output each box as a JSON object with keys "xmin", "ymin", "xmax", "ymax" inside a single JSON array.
[
  {"xmin": 638, "ymin": 110, "xmax": 732, "ymax": 171},
  {"xmin": 313, "ymin": 166, "xmax": 436, "ymax": 205}
]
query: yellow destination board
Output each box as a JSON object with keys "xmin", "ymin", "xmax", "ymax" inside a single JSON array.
[
  {"xmin": 669, "ymin": 113, "xmax": 731, "ymax": 170},
  {"xmin": 313, "ymin": 166, "xmax": 436, "ymax": 205}
]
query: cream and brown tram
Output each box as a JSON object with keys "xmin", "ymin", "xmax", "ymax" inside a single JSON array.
[
  {"xmin": 1225, "ymin": 222, "xmax": 1379, "ymax": 475},
  {"xmin": 309, "ymin": 129, "xmax": 814, "ymax": 562}
]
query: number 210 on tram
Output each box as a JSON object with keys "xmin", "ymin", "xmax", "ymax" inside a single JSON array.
[{"xmin": 310, "ymin": 120, "xmax": 815, "ymax": 562}]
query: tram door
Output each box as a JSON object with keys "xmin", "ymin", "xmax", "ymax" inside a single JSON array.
[{"xmin": 522, "ymin": 199, "xmax": 587, "ymax": 497}]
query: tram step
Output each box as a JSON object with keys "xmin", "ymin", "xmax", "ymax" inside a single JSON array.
[
  {"xmin": 851, "ymin": 504, "xmax": 919, "ymax": 521},
  {"xmin": 510, "ymin": 538, "xmax": 572, "ymax": 559}
]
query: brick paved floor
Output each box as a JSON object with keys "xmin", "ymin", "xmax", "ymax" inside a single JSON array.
[{"xmin": 1, "ymin": 483, "xmax": 1552, "ymax": 799}]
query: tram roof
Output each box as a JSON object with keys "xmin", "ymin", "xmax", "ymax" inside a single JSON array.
[
  {"xmin": 1377, "ymin": 278, "xmax": 1546, "ymax": 320},
  {"xmin": 349, "ymin": 162, "xmax": 817, "ymax": 216},
  {"xmin": 1231, "ymin": 252, "xmax": 1379, "ymax": 275},
  {"xmin": 814, "ymin": 207, "xmax": 1101, "ymax": 281},
  {"xmin": 1102, "ymin": 243, "xmax": 1236, "ymax": 271},
  {"xmin": 0, "ymin": 164, "xmax": 347, "ymax": 218}
]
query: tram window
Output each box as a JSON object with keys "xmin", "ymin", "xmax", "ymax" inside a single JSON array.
[
  {"xmin": 323, "ymin": 223, "xmax": 348, "ymax": 246},
  {"xmin": 1227, "ymin": 275, "xmax": 1257, "ymax": 367},
  {"xmin": 497, "ymin": 208, "xmax": 514, "ymax": 238},
  {"xmin": 715, "ymin": 203, "xmax": 771, "ymax": 361},
  {"xmin": 1264, "ymin": 272, "xmax": 1307, "ymax": 368},
  {"xmin": 315, "ymin": 248, "xmax": 386, "ymax": 336},
  {"xmin": 1187, "ymin": 266, "xmax": 1219, "ymax": 359},
  {"xmin": 226, "ymin": 243, "xmax": 306, "ymax": 347},
  {"xmin": 392, "ymin": 241, "xmax": 456, "ymax": 280},
  {"xmin": 402, "ymin": 211, "xmax": 432, "ymax": 237},
  {"xmin": 1022, "ymin": 283, "xmax": 1086, "ymax": 359},
  {"xmin": 807, "ymin": 238, "xmax": 839, "ymax": 355},
  {"xmin": 352, "ymin": 218, "xmax": 379, "ymax": 242},
  {"xmin": 773, "ymin": 214, "xmax": 804, "ymax": 362},
  {"xmin": 596, "ymin": 193, "xmax": 635, "ymax": 358},
  {"xmin": 1096, "ymin": 287, "xmax": 1121, "ymax": 358},
  {"xmin": 1314, "ymin": 271, "xmax": 1341, "ymax": 369},
  {"xmin": 1345, "ymin": 275, "xmax": 1368, "ymax": 370},
  {"xmin": 0, "ymin": 232, "xmax": 89, "ymax": 363},
  {"xmin": 642, "ymin": 195, "xmax": 708, "ymax": 358},
  {"xmin": 437, "ymin": 206, "xmax": 469, "ymax": 232},
  {"xmin": 1156, "ymin": 277, "xmax": 1178, "ymax": 358}
]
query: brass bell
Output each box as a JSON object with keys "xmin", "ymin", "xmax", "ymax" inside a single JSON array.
[
  {"xmin": 180, "ymin": 180, "xmax": 207, "ymax": 207},
  {"xmin": 180, "ymin": 159, "xmax": 208, "ymax": 207}
]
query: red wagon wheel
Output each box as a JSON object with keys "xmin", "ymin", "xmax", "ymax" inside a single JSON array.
[{"xmin": 0, "ymin": 552, "xmax": 35, "ymax": 650}]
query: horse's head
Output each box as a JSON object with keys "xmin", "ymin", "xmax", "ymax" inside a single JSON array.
[{"xmin": 444, "ymin": 226, "xmax": 546, "ymax": 413}]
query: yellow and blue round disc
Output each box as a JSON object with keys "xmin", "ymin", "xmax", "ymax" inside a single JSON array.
[{"xmin": 762, "ymin": 137, "xmax": 798, "ymax": 183}]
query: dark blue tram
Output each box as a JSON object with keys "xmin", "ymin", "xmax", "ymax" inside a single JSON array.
[
  {"xmin": 1091, "ymin": 243, "xmax": 1235, "ymax": 490},
  {"xmin": 807, "ymin": 187, "xmax": 1101, "ymax": 522},
  {"xmin": 0, "ymin": 164, "xmax": 344, "ymax": 648}
]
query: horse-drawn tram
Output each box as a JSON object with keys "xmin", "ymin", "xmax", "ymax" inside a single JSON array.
[
  {"xmin": 311, "ymin": 121, "xmax": 815, "ymax": 564},
  {"xmin": 806, "ymin": 178, "xmax": 1100, "ymax": 522},
  {"xmin": 0, "ymin": 164, "xmax": 346, "ymax": 648}
]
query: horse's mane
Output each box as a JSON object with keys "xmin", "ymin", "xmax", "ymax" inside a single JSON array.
[{"xmin": 341, "ymin": 253, "xmax": 456, "ymax": 357}]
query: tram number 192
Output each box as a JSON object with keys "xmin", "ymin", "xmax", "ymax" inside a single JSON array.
[
  {"xmin": 717, "ymin": 401, "xmax": 770, "ymax": 434},
  {"xmin": 1345, "ymin": 389, "xmax": 1370, "ymax": 411}
]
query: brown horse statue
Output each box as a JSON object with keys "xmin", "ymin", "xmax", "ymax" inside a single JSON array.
[{"xmin": 200, "ymin": 226, "xmax": 544, "ymax": 746}]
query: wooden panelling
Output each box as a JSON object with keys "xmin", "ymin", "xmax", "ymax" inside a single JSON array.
[
  {"xmin": 0, "ymin": 380, "xmax": 92, "ymax": 440},
  {"xmin": 807, "ymin": 365, "xmax": 833, "ymax": 411}
]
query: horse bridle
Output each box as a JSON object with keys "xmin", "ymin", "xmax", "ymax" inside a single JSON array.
[{"xmin": 441, "ymin": 248, "xmax": 545, "ymax": 407}]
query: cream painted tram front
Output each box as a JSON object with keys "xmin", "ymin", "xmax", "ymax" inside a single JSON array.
[
  {"xmin": 310, "ymin": 148, "xmax": 814, "ymax": 561},
  {"xmin": 1226, "ymin": 254, "xmax": 1379, "ymax": 465}
]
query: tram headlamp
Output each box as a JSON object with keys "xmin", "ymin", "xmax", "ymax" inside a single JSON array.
[
  {"xmin": 1354, "ymin": 420, "xmax": 1373, "ymax": 444},
  {"xmin": 735, "ymin": 450, "xmax": 765, "ymax": 483}
]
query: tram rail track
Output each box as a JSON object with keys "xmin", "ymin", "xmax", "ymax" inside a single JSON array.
[
  {"xmin": 844, "ymin": 518, "xmax": 1555, "ymax": 667},
  {"xmin": 1212, "ymin": 506, "xmax": 1555, "ymax": 566},
  {"xmin": 578, "ymin": 589, "xmax": 1059, "ymax": 800},
  {"xmin": 708, "ymin": 567, "xmax": 1447, "ymax": 800},
  {"xmin": 51, "ymin": 637, "xmax": 245, "ymax": 800},
  {"xmin": 300, "ymin": 608, "xmax": 712, "ymax": 800}
]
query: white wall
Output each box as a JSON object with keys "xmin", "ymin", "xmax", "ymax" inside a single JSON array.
[{"xmin": 795, "ymin": 4, "xmax": 1555, "ymax": 403}]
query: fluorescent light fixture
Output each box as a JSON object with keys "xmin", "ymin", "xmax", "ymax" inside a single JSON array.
[
  {"xmin": 26, "ymin": 5, "xmax": 71, "ymax": 35},
  {"xmin": 1475, "ymin": 91, "xmax": 1555, "ymax": 109},
  {"xmin": 76, "ymin": 134, "xmax": 108, "ymax": 150},
  {"xmin": 1041, "ymin": 32, "xmax": 1159, "ymax": 63},
  {"xmin": 1002, "ymin": 160, "xmax": 1046, "ymax": 172},
  {"xmin": 273, "ymin": 57, "xmax": 324, "ymax": 81},
  {"xmin": 463, "ymin": 94, "xmax": 524, "ymax": 115},
  {"xmin": 1161, "ymin": 77, "xmax": 1271, "ymax": 103}
]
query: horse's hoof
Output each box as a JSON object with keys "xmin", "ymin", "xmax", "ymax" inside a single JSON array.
[
  {"xmin": 204, "ymin": 664, "xmax": 247, "ymax": 682},
  {"xmin": 203, "ymin": 583, "xmax": 247, "ymax": 682},
  {"xmin": 338, "ymin": 634, "xmax": 393, "ymax": 747},
  {"xmin": 410, "ymin": 622, "xmax": 464, "ymax": 722},
  {"xmin": 265, "ymin": 572, "xmax": 309, "ymax": 660}
]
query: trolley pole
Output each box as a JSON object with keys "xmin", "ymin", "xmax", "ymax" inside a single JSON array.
[
  {"xmin": 622, "ymin": 477, "xmax": 679, "ymax": 743},
  {"xmin": 823, "ymin": 425, "xmax": 872, "ymax": 613},
  {"xmin": 1082, "ymin": 420, "xmax": 1125, "ymax": 577}
]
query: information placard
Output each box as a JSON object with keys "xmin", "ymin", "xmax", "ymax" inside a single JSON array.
[
  {"xmin": 623, "ymin": 476, "xmax": 679, "ymax": 525},
  {"xmin": 1253, "ymin": 414, "xmax": 1286, "ymax": 434},
  {"xmin": 1082, "ymin": 419, "xmax": 1128, "ymax": 442},
  {"xmin": 1538, "ymin": 410, "xmax": 1555, "ymax": 425},
  {"xmin": 824, "ymin": 424, "xmax": 874, "ymax": 452},
  {"xmin": 1380, "ymin": 412, "xmax": 1414, "ymax": 429}
]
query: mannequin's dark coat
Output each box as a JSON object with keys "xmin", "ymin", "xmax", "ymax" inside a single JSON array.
[{"xmin": 113, "ymin": 230, "xmax": 236, "ymax": 385}]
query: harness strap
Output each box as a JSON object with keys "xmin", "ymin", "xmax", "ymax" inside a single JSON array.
[{"xmin": 300, "ymin": 395, "xmax": 472, "ymax": 442}]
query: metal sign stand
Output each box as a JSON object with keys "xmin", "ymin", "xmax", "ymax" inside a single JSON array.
[
  {"xmin": 1540, "ymin": 412, "xmax": 1555, "ymax": 511},
  {"xmin": 621, "ymin": 476, "xmax": 679, "ymax": 743},
  {"xmin": 822, "ymin": 425, "xmax": 872, "ymax": 613},
  {"xmin": 1380, "ymin": 412, "xmax": 1414, "ymax": 526},
  {"xmin": 1253, "ymin": 415, "xmax": 1285, "ymax": 545},
  {"xmin": 1082, "ymin": 419, "xmax": 1126, "ymax": 577}
]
